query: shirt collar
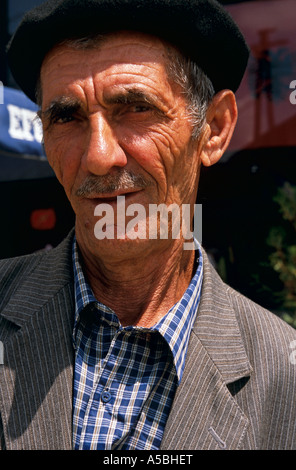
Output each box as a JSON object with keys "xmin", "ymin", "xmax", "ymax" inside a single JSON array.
[{"xmin": 72, "ymin": 237, "xmax": 203, "ymax": 384}]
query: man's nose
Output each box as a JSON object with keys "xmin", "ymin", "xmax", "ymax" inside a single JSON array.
[{"xmin": 81, "ymin": 113, "xmax": 127, "ymax": 175}]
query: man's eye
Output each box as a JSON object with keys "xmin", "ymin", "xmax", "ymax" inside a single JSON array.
[
  {"xmin": 53, "ymin": 113, "xmax": 75, "ymax": 124},
  {"xmin": 131, "ymin": 104, "xmax": 151, "ymax": 113},
  {"xmin": 44, "ymin": 106, "xmax": 80, "ymax": 125}
]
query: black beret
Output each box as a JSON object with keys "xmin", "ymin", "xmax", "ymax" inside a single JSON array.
[{"xmin": 7, "ymin": 0, "xmax": 249, "ymax": 103}]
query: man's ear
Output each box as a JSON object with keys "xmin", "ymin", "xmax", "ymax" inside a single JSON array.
[{"xmin": 200, "ymin": 90, "xmax": 237, "ymax": 167}]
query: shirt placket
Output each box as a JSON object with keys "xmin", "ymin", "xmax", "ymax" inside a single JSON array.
[{"xmin": 79, "ymin": 327, "xmax": 129, "ymax": 449}]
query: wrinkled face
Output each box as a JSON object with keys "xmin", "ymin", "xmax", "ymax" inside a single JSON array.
[{"xmin": 40, "ymin": 32, "xmax": 204, "ymax": 255}]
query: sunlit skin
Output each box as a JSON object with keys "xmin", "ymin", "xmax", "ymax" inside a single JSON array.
[{"xmin": 40, "ymin": 31, "xmax": 237, "ymax": 326}]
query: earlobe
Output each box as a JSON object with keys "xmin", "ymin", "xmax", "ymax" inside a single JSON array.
[{"xmin": 200, "ymin": 90, "xmax": 237, "ymax": 167}]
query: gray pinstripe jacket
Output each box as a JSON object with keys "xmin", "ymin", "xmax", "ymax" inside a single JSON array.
[{"xmin": 0, "ymin": 230, "xmax": 296, "ymax": 450}]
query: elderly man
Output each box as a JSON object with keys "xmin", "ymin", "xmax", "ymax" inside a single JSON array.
[{"xmin": 0, "ymin": 0, "xmax": 296, "ymax": 451}]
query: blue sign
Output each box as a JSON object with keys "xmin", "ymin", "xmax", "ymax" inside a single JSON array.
[{"xmin": 0, "ymin": 86, "xmax": 45, "ymax": 158}]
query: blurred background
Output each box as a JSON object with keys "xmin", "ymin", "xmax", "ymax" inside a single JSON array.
[{"xmin": 0, "ymin": 0, "xmax": 296, "ymax": 327}]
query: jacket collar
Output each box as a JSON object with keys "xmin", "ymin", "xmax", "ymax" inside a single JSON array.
[
  {"xmin": 1, "ymin": 236, "xmax": 251, "ymax": 383},
  {"xmin": 161, "ymin": 249, "xmax": 253, "ymax": 450},
  {"xmin": 193, "ymin": 248, "xmax": 252, "ymax": 384}
]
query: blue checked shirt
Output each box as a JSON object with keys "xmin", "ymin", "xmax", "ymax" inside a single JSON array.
[{"xmin": 72, "ymin": 238, "xmax": 203, "ymax": 450}]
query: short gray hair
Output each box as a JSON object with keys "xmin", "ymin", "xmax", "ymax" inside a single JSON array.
[
  {"xmin": 36, "ymin": 34, "xmax": 215, "ymax": 139},
  {"xmin": 166, "ymin": 53, "xmax": 215, "ymax": 139}
]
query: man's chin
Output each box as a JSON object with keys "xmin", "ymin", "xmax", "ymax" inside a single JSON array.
[{"xmin": 88, "ymin": 233, "xmax": 168, "ymax": 264}]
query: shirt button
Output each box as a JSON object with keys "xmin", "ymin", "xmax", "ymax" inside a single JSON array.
[{"xmin": 101, "ymin": 390, "xmax": 112, "ymax": 403}]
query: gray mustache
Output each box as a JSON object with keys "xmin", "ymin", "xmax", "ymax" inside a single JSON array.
[{"xmin": 75, "ymin": 170, "xmax": 150, "ymax": 197}]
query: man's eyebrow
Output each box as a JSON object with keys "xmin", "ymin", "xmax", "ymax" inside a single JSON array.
[
  {"xmin": 103, "ymin": 88, "xmax": 164, "ymax": 108},
  {"xmin": 39, "ymin": 96, "xmax": 83, "ymax": 121}
]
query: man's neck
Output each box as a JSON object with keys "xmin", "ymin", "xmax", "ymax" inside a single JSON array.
[{"xmin": 76, "ymin": 237, "xmax": 196, "ymax": 327}]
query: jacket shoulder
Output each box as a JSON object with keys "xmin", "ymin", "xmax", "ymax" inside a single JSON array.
[
  {"xmin": 0, "ymin": 230, "xmax": 74, "ymax": 315},
  {"xmin": 225, "ymin": 283, "xmax": 296, "ymax": 346},
  {"xmin": 0, "ymin": 251, "xmax": 46, "ymax": 311}
]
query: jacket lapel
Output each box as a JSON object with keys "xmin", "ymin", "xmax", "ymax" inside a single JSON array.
[
  {"xmin": 161, "ymin": 250, "xmax": 253, "ymax": 450},
  {"xmin": 0, "ymin": 232, "xmax": 75, "ymax": 450}
]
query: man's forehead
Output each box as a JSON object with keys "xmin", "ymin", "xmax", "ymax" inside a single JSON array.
[
  {"xmin": 40, "ymin": 31, "xmax": 174, "ymax": 95},
  {"xmin": 40, "ymin": 33, "xmax": 177, "ymax": 110},
  {"xmin": 42, "ymin": 30, "xmax": 171, "ymax": 67}
]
